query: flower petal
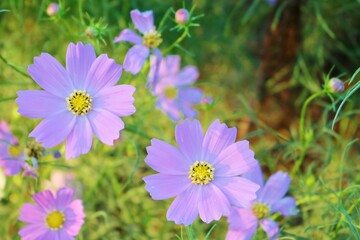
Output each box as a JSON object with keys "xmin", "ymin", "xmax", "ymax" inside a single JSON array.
[
  {"xmin": 227, "ymin": 207, "xmax": 258, "ymax": 231},
  {"xmin": 84, "ymin": 54, "xmax": 123, "ymax": 95},
  {"xmin": 173, "ymin": 66, "xmax": 199, "ymax": 86},
  {"xmin": 145, "ymin": 139, "xmax": 190, "ymax": 174},
  {"xmin": 179, "ymin": 88, "xmax": 202, "ymax": 104},
  {"xmin": 260, "ymin": 218, "xmax": 280, "ymax": 240},
  {"xmin": 65, "ymin": 116, "xmax": 93, "ymax": 159},
  {"xmin": 213, "ymin": 177, "xmax": 259, "ymax": 208},
  {"xmin": 19, "ymin": 203, "xmax": 46, "ymax": 223},
  {"xmin": 242, "ymin": 162, "xmax": 264, "ymax": 188},
  {"xmin": 143, "ymin": 174, "xmax": 191, "ymax": 200},
  {"xmin": 175, "ymin": 119, "xmax": 203, "ymax": 163},
  {"xmin": 159, "ymin": 55, "xmax": 181, "ymax": 77},
  {"xmin": 114, "ymin": 29, "xmax": 142, "ymax": 44},
  {"xmin": 88, "ymin": 109, "xmax": 124, "ymax": 145},
  {"xmin": 271, "ymin": 196, "xmax": 299, "ymax": 216},
  {"xmin": 0, "ymin": 121, "xmax": 18, "ymax": 144},
  {"xmin": 166, "ymin": 185, "xmax": 200, "ymax": 226},
  {"xmin": 55, "ymin": 187, "xmax": 74, "ymax": 211},
  {"xmin": 93, "ymin": 85, "xmax": 136, "ymax": 117},
  {"xmin": 258, "ymin": 171, "xmax": 291, "ymax": 206},
  {"xmin": 198, "ymin": 183, "xmax": 230, "ymax": 223},
  {"xmin": 181, "ymin": 103, "xmax": 198, "ymax": 119},
  {"xmin": 66, "ymin": 42, "xmax": 96, "ymax": 89},
  {"xmin": 225, "ymin": 226, "xmax": 258, "ymax": 240},
  {"xmin": 147, "ymin": 48, "xmax": 162, "ymax": 89},
  {"xmin": 123, "ymin": 44, "xmax": 149, "ymax": 75},
  {"xmin": 18, "ymin": 224, "xmax": 48, "ymax": 240},
  {"xmin": 156, "ymin": 98, "xmax": 181, "ymax": 122},
  {"xmin": 130, "ymin": 9, "xmax": 155, "ymax": 34},
  {"xmin": 58, "ymin": 230, "xmax": 75, "ymax": 240},
  {"xmin": 28, "ymin": 53, "xmax": 72, "ymax": 98},
  {"xmin": 16, "ymin": 90, "xmax": 66, "ymax": 118},
  {"xmin": 201, "ymin": 120, "xmax": 236, "ymax": 164},
  {"xmin": 32, "ymin": 190, "xmax": 56, "ymax": 212},
  {"xmin": 29, "ymin": 112, "xmax": 76, "ymax": 148},
  {"xmin": 63, "ymin": 200, "xmax": 85, "ymax": 236},
  {"xmin": 214, "ymin": 140, "xmax": 258, "ymax": 176}
]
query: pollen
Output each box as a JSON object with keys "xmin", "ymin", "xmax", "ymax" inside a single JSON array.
[
  {"xmin": 8, "ymin": 145, "xmax": 22, "ymax": 157},
  {"xmin": 164, "ymin": 87, "xmax": 178, "ymax": 100},
  {"xmin": 252, "ymin": 203, "xmax": 270, "ymax": 220},
  {"xmin": 188, "ymin": 161, "xmax": 215, "ymax": 185},
  {"xmin": 66, "ymin": 90, "xmax": 92, "ymax": 115},
  {"xmin": 45, "ymin": 210, "xmax": 65, "ymax": 230},
  {"xmin": 143, "ymin": 29, "xmax": 163, "ymax": 48}
]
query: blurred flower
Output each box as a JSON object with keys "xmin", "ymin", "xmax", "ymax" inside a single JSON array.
[
  {"xmin": 175, "ymin": 9, "xmax": 190, "ymax": 24},
  {"xmin": 0, "ymin": 121, "xmax": 26, "ymax": 175},
  {"xmin": 46, "ymin": 3, "xmax": 59, "ymax": 16},
  {"xmin": 16, "ymin": 42, "xmax": 136, "ymax": 159},
  {"xmin": 22, "ymin": 162, "xmax": 38, "ymax": 179},
  {"xmin": 143, "ymin": 119, "xmax": 259, "ymax": 226},
  {"xmin": 328, "ymin": 78, "xmax": 345, "ymax": 93},
  {"xmin": 201, "ymin": 96, "xmax": 213, "ymax": 105},
  {"xmin": 226, "ymin": 164, "xmax": 298, "ymax": 240},
  {"xmin": 151, "ymin": 55, "xmax": 203, "ymax": 121},
  {"xmin": 44, "ymin": 171, "xmax": 78, "ymax": 195},
  {"xmin": 114, "ymin": 9, "xmax": 162, "ymax": 80},
  {"xmin": 18, "ymin": 187, "xmax": 85, "ymax": 239},
  {"xmin": 85, "ymin": 26, "xmax": 98, "ymax": 39},
  {"xmin": 25, "ymin": 138, "xmax": 45, "ymax": 160}
]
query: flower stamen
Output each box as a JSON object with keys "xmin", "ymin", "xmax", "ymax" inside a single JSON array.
[
  {"xmin": 45, "ymin": 210, "xmax": 65, "ymax": 230},
  {"xmin": 66, "ymin": 90, "xmax": 92, "ymax": 115},
  {"xmin": 143, "ymin": 29, "xmax": 162, "ymax": 48},
  {"xmin": 188, "ymin": 161, "xmax": 214, "ymax": 185},
  {"xmin": 252, "ymin": 203, "xmax": 270, "ymax": 220}
]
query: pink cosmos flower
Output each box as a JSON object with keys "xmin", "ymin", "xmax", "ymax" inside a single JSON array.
[
  {"xmin": 44, "ymin": 171, "xmax": 79, "ymax": 196},
  {"xmin": 143, "ymin": 119, "xmax": 260, "ymax": 226},
  {"xmin": 151, "ymin": 55, "xmax": 203, "ymax": 121},
  {"xmin": 0, "ymin": 121, "xmax": 25, "ymax": 175},
  {"xmin": 114, "ymin": 9, "xmax": 162, "ymax": 80},
  {"xmin": 226, "ymin": 164, "xmax": 298, "ymax": 240},
  {"xmin": 18, "ymin": 187, "xmax": 85, "ymax": 240},
  {"xmin": 16, "ymin": 42, "xmax": 136, "ymax": 159}
]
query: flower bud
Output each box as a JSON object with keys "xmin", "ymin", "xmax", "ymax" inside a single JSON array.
[
  {"xmin": 46, "ymin": 3, "xmax": 59, "ymax": 16},
  {"xmin": 328, "ymin": 78, "xmax": 344, "ymax": 93},
  {"xmin": 85, "ymin": 26, "xmax": 98, "ymax": 39},
  {"xmin": 175, "ymin": 9, "xmax": 190, "ymax": 24}
]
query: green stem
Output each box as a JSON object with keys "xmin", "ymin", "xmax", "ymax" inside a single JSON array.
[{"xmin": 163, "ymin": 30, "xmax": 188, "ymax": 54}]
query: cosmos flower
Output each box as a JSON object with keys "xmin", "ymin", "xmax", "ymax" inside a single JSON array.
[
  {"xmin": 16, "ymin": 42, "xmax": 136, "ymax": 159},
  {"xmin": 226, "ymin": 164, "xmax": 298, "ymax": 240},
  {"xmin": 44, "ymin": 171, "xmax": 80, "ymax": 196},
  {"xmin": 151, "ymin": 55, "xmax": 203, "ymax": 121},
  {"xmin": 0, "ymin": 121, "xmax": 25, "ymax": 175},
  {"xmin": 114, "ymin": 9, "xmax": 162, "ymax": 80},
  {"xmin": 18, "ymin": 187, "xmax": 85, "ymax": 239},
  {"xmin": 143, "ymin": 119, "xmax": 260, "ymax": 226}
]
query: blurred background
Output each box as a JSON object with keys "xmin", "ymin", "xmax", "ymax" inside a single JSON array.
[{"xmin": 0, "ymin": 0, "xmax": 359, "ymax": 239}]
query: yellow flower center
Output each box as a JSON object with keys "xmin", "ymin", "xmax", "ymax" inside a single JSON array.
[
  {"xmin": 164, "ymin": 87, "xmax": 178, "ymax": 100},
  {"xmin": 66, "ymin": 90, "xmax": 92, "ymax": 115},
  {"xmin": 188, "ymin": 161, "xmax": 215, "ymax": 185},
  {"xmin": 252, "ymin": 203, "xmax": 270, "ymax": 220},
  {"xmin": 45, "ymin": 211, "xmax": 65, "ymax": 230},
  {"xmin": 8, "ymin": 145, "xmax": 21, "ymax": 157},
  {"xmin": 143, "ymin": 29, "xmax": 162, "ymax": 48}
]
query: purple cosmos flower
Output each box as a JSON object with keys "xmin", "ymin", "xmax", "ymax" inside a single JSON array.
[
  {"xmin": 16, "ymin": 42, "xmax": 136, "ymax": 159},
  {"xmin": 226, "ymin": 164, "xmax": 298, "ymax": 240},
  {"xmin": 151, "ymin": 55, "xmax": 203, "ymax": 121},
  {"xmin": 143, "ymin": 119, "xmax": 260, "ymax": 226},
  {"xmin": 0, "ymin": 121, "xmax": 25, "ymax": 175},
  {"xmin": 18, "ymin": 187, "xmax": 85, "ymax": 239},
  {"xmin": 114, "ymin": 9, "xmax": 162, "ymax": 78}
]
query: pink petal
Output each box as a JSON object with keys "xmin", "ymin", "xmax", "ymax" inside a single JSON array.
[
  {"xmin": 84, "ymin": 54, "xmax": 123, "ymax": 95},
  {"xmin": 114, "ymin": 29, "xmax": 142, "ymax": 44},
  {"xmin": 16, "ymin": 90, "xmax": 66, "ymax": 118},
  {"xmin": 93, "ymin": 85, "xmax": 136, "ymax": 117},
  {"xmin": 130, "ymin": 9, "xmax": 155, "ymax": 34},
  {"xmin": 175, "ymin": 119, "xmax": 203, "ymax": 163},
  {"xmin": 88, "ymin": 109, "xmax": 124, "ymax": 145},
  {"xmin": 201, "ymin": 119, "xmax": 236, "ymax": 164},
  {"xmin": 0, "ymin": 121, "xmax": 18, "ymax": 144},
  {"xmin": 155, "ymin": 98, "xmax": 182, "ymax": 122},
  {"xmin": 64, "ymin": 200, "xmax": 85, "ymax": 235},
  {"xmin": 28, "ymin": 53, "xmax": 72, "ymax": 98},
  {"xmin": 173, "ymin": 66, "xmax": 199, "ymax": 86},
  {"xmin": 18, "ymin": 224, "xmax": 48, "ymax": 240},
  {"xmin": 143, "ymin": 174, "xmax": 191, "ymax": 200},
  {"xmin": 19, "ymin": 203, "xmax": 46, "ymax": 223},
  {"xmin": 65, "ymin": 116, "xmax": 93, "ymax": 159},
  {"xmin": 242, "ymin": 162, "xmax": 264, "ymax": 188},
  {"xmin": 158, "ymin": 55, "xmax": 181, "ymax": 77},
  {"xmin": 145, "ymin": 139, "xmax": 190, "ymax": 174},
  {"xmin": 33, "ymin": 190, "xmax": 56, "ymax": 212},
  {"xmin": 66, "ymin": 42, "xmax": 96, "ymax": 89},
  {"xmin": 29, "ymin": 112, "xmax": 76, "ymax": 148},
  {"xmin": 0, "ymin": 157, "xmax": 25, "ymax": 176},
  {"xmin": 166, "ymin": 185, "xmax": 201, "ymax": 226},
  {"xmin": 198, "ymin": 184, "xmax": 230, "ymax": 223},
  {"xmin": 214, "ymin": 140, "xmax": 258, "ymax": 176},
  {"xmin": 147, "ymin": 48, "xmax": 162, "ymax": 88},
  {"xmin": 260, "ymin": 218, "xmax": 280, "ymax": 240},
  {"xmin": 213, "ymin": 177, "xmax": 259, "ymax": 208},
  {"xmin": 225, "ymin": 227, "xmax": 258, "ymax": 240},
  {"xmin": 227, "ymin": 207, "xmax": 258, "ymax": 231},
  {"xmin": 55, "ymin": 187, "xmax": 74, "ymax": 211},
  {"xmin": 123, "ymin": 44, "xmax": 149, "ymax": 75}
]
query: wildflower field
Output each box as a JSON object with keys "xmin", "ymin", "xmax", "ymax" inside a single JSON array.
[{"xmin": 0, "ymin": 0, "xmax": 359, "ymax": 239}]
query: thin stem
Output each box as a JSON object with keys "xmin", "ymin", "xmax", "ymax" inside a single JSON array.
[{"xmin": 163, "ymin": 29, "xmax": 188, "ymax": 54}]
